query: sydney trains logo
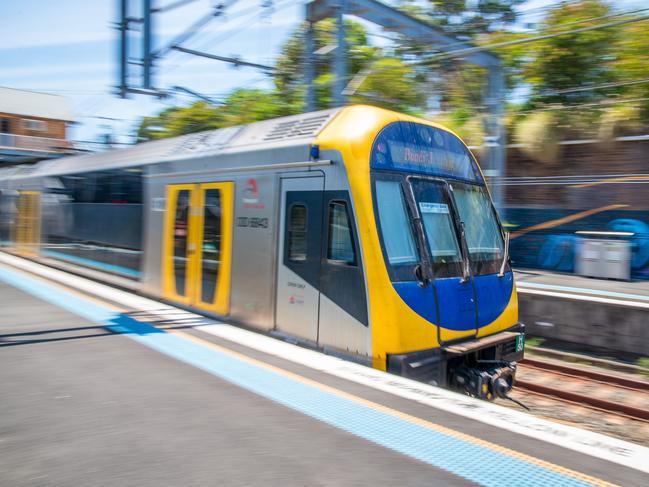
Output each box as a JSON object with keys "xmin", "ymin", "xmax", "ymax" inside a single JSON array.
[{"xmin": 242, "ymin": 178, "xmax": 265, "ymax": 209}]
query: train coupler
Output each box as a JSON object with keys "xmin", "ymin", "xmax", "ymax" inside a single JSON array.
[{"xmin": 450, "ymin": 362, "xmax": 517, "ymax": 401}]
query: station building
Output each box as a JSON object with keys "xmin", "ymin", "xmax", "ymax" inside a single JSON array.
[{"xmin": 0, "ymin": 86, "xmax": 75, "ymax": 166}]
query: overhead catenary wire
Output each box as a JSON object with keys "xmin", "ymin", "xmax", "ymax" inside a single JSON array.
[
  {"xmin": 537, "ymin": 6, "xmax": 649, "ymax": 30},
  {"xmin": 421, "ymin": 13, "xmax": 649, "ymax": 64},
  {"xmin": 162, "ymin": 0, "xmax": 294, "ymax": 74},
  {"xmin": 519, "ymin": 96, "xmax": 649, "ymax": 114},
  {"xmin": 549, "ymin": 77, "xmax": 649, "ymax": 95}
]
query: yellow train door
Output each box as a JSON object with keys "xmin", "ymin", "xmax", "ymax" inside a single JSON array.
[
  {"xmin": 13, "ymin": 191, "xmax": 41, "ymax": 256},
  {"xmin": 162, "ymin": 182, "xmax": 233, "ymax": 316}
]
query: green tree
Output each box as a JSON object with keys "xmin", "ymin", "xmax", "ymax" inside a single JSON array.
[
  {"xmin": 137, "ymin": 102, "xmax": 221, "ymax": 141},
  {"xmin": 608, "ymin": 18, "xmax": 649, "ymax": 123},
  {"xmin": 275, "ymin": 17, "xmax": 427, "ymax": 113},
  {"xmin": 524, "ymin": 0, "xmax": 617, "ymax": 106},
  {"xmin": 137, "ymin": 89, "xmax": 287, "ymax": 141},
  {"xmin": 423, "ymin": 0, "xmax": 526, "ymax": 37},
  {"xmin": 138, "ymin": 18, "xmax": 428, "ymax": 140}
]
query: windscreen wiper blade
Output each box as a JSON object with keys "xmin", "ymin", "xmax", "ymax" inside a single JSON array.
[
  {"xmin": 459, "ymin": 221, "xmax": 471, "ymax": 283},
  {"xmin": 498, "ymin": 232, "xmax": 510, "ymax": 277}
]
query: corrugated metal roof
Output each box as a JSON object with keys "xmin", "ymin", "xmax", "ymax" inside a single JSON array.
[{"xmin": 0, "ymin": 87, "xmax": 75, "ymax": 122}]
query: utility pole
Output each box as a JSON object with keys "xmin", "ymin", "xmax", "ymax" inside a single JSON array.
[
  {"xmin": 333, "ymin": 0, "xmax": 347, "ymax": 107},
  {"xmin": 116, "ymin": 0, "xmax": 273, "ymax": 100},
  {"xmin": 305, "ymin": 20, "xmax": 316, "ymax": 112},
  {"xmin": 143, "ymin": 0, "xmax": 153, "ymax": 89},
  {"xmin": 118, "ymin": 0, "xmax": 129, "ymax": 98}
]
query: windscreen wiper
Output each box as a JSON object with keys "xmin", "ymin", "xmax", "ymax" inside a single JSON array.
[
  {"xmin": 498, "ymin": 232, "xmax": 510, "ymax": 277},
  {"xmin": 459, "ymin": 221, "xmax": 471, "ymax": 283}
]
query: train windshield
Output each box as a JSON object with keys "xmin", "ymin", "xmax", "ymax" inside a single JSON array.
[
  {"xmin": 451, "ymin": 182, "xmax": 504, "ymax": 273},
  {"xmin": 409, "ymin": 179, "xmax": 464, "ymax": 277},
  {"xmin": 372, "ymin": 121, "xmax": 505, "ymax": 278}
]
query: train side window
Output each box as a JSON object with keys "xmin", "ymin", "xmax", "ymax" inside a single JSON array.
[
  {"xmin": 327, "ymin": 201, "xmax": 356, "ymax": 266},
  {"xmin": 288, "ymin": 203, "xmax": 308, "ymax": 262}
]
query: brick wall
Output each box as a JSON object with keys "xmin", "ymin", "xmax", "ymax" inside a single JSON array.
[
  {"xmin": 502, "ymin": 139, "xmax": 649, "ymax": 211},
  {"xmin": 0, "ymin": 112, "xmax": 67, "ymax": 140}
]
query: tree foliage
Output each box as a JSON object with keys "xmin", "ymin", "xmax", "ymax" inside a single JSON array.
[
  {"xmin": 136, "ymin": 0, "xmax": 649, "ymax": 143},
  {"xmin": 137, "ymin": 89, "xmax": 290, "ymax": 141},
  {"xmin": 524, "ymin": 0, "xmax": 617, "ymax": 106},
  {"xmin": 137, "ymin": 18, "xmax": 424, "ymax": 141},
  {"xmin": 424, "ymin": 0, "xmax": 526, "ymax": 37}
]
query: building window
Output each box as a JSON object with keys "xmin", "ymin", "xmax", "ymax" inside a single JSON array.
[
  {"xmin": 24, "ymin": 119, "xmax": 47, "ymax": 131},
  {"xmin": 0, "ymin": 118, "xmax": 10, "ymax": 133},
  {"xmin": 327, "ymin": 201, "xmax": 356, "ymax": 265},
  {"xmin": 288, "ymin": 204, "xmax": 308, "ymax": 262}
]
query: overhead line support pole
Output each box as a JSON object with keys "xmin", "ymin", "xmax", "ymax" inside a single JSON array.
[
  {"xmin": 485, "ymin": 65, "xmax": 505, "ymax": 210},
  {"xmin": 143, "ymin": 0, "xmax": 153, "ymax": 89},
  {"xmin": 305, "ymin": 20, "xmax": 316, "ymax": 112},
  {"xmin": 333, "ymin": 0, "xmax": 347, "ymax": 107},
  {"xmin": 118, "ymin": 0, "xmax": 129, "ymax": 98}
]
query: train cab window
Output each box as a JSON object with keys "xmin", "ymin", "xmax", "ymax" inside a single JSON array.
[
  {"xmin": 410, "ymin": 179, "xmax": 464, "ymax": 277},
  {"xmin": 327, "ymin": 201, "xmax": 356, "ymax": 265},
  {"xmin": 288, "ymin": 203, "xmax": 308, "ymax": 262},
  {"xmin": 451, "ymin": 182, "xmax": 505, "ymax": 275},
  {"xmin": 375, "ymin": 180, "xmax": 419, "ymax": 266}
]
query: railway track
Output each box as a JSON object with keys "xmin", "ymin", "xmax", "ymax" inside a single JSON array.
[{"xmin": 515, "ymin": 357, "xmax": 649, "ymax": 422}]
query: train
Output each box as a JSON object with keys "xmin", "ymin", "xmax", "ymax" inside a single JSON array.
[{"xmin": 0, "ymin": 105, "xmax": 524, "ymax": 400}]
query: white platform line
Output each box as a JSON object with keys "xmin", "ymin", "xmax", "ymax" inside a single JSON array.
[
  {"xmin": 517, "ymin": 287, "xmax": 649, "ymax": 309},
  {"xmin": 1, "ymin": 251, "xmax": 647, "ymax": 474},
  {"xmin": 517, "ymin": 281, "xmax": 649, "ymax": 303}
]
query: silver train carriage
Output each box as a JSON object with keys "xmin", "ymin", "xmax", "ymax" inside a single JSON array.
[{"xmin": 0, "ymin": 105, "xmax": 524, "ymax": 400}]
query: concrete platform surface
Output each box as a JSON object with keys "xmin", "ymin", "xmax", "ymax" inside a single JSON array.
[
  {"xmin": 516, "ymin": 269, "xmax": 649, "ymax": 301},
  {"xmin": 1, "ymin": 255, "xmax": 648, "ymax": 487}
]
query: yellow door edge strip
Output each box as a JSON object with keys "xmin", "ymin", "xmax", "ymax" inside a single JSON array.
[{"xmin": 194, "ymin": 182, "xmax": 233, "ymax": 316}]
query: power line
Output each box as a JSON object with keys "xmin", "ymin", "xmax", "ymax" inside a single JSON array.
[
  {"xmin": 151, "ymin": 0, "xmax": 241, "ymax": 59},
  {"xmin": 421, "ymin": 13, "xmax": 649, "ymax": 64},
  {"xmin": 550, "ymin": 77, "xmax": 649, "ymax": 95},
  {"xmin": 539, "ymin": 6, "xmax": 649, "ymax": 31},
  {"xmin": 521, "ymin": 96, "xmax": 649, "ymax": 114},
  {"xmin": 171, "ymin": 46, "xmax": 276, "ymax": 71}
]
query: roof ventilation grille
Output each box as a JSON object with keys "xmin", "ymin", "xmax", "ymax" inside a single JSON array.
[
  {"xmin": 262, "ymin": 113, "xmax": 333, "ymax": 141},
  {"xmin": 172, "ymin": 126, "xmax": 242, "ymax": 155}
]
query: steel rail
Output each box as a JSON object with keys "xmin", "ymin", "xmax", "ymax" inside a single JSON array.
[
  {"xmin": 515, "ymin": 379, "xmax": 649, "ymax": 422},
  {"xmin": 521, "ymin": 358, "xmax": 649, "ymax": 392}
]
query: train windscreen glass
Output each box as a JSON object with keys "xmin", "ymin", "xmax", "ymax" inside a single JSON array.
[
  {"xmin": 410, "ymin": 179, "xmax": 464, "ymax": 277},
  {"xmin": 451, "ymin": 182, "xmax": 505, "ymax": 274},
  {"xmin": 375, "ymin": 180, "xmax": 419, "ymax": 266},
  {"xmin": 372, "ymin": 121, "xmax": 506, "ymax": 277}
]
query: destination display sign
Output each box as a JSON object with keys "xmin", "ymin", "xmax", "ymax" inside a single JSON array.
[{"xmin": 371, "ymin": 122, "xmax": 483, "ymax": 182}]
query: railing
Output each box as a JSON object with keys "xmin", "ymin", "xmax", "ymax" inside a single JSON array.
[{"xmin": 0, "ymin": 132, "xmax": 71, "ymax": 153}]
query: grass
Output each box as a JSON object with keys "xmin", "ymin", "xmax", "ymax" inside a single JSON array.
[
  {"xmin": 524, "ymin": 336, "xmax": 545, "ymax": 348},
  {"xmin": 637, "ymin": 357, "xmax": 649, "ymax": 378}
]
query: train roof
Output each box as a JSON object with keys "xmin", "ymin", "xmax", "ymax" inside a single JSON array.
[
  {"xmin": 12, "ymin": 108, "xmax": 342, "ymax": 179},
  {"xmin": 5, "ymin": 105, "xmax": 464, "ymax": 182}
]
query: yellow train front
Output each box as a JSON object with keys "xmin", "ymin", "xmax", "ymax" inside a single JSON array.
[
  {"xmin": 0, "ymin": 105, "xmax": 523, "ymax": 400},
  {"xmin": 315, "ymin": 106, "xmax": 524, "ymax": 400}
]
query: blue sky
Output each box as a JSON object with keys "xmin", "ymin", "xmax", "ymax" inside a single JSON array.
[{"xmin": 0, "ymin": 0, "xmax": 645, "ymax": 146}]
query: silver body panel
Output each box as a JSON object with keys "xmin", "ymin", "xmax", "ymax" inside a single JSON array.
[
  {"xmin": 275, "ymin": 175, "xmax": 324, "ymax": 341},
  {"xmin": 0, "ymin": 107, "xmax": 373, "ymax": 359}
]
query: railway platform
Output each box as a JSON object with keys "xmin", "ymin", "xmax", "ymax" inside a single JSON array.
[
  {"xmin": 1, "ymin": 252, "xmax": 648, "ymax": 487},
  {"xmin": 516, "ymin": 269, "xmax": 649, "ymax": 301},
  {"xmin": 515, "ymin": 269, "xmax": 649, "ymax": 358}
]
